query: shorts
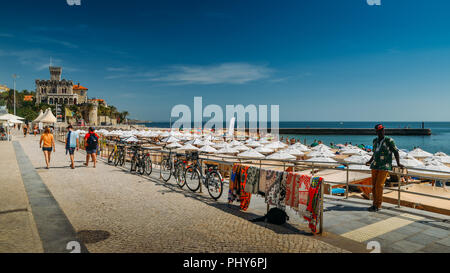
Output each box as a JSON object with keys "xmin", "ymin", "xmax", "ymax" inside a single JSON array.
[
  {"xmin": 42, "ymin": 147, "xmax": 53, "ymax": 152},
  {"xmin": 66, "ymin": 148, "xmax": 75, "ymax": 155},
  {"xmin": 86, "ymin": 148, "xmax": 97, "ymax": 155}
]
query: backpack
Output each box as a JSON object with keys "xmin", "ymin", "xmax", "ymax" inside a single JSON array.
[
  {"xmin": 250, "ymin": 208, "xmax": 289, "ymax": 225},
  {"xmin": 87, "ymin": 133, "xmax": 98, "ymax": 149}
]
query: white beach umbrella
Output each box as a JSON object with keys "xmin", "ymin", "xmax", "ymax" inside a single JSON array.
[
  {"xmin": 216, "ymin": 146, "xmax": 239, "ymax": 154},
  {"xmin": 166, "ymin": 142, "xmax": 182, "ymax": 149},
  {"xmin": 160, "ymin": 131, "xmax": 170, "ymax": 137},
  {"xmin": 341, "ymin": 148, "xmax": 367, "ymax": 156},
  {"xmin": 283, "ymin": 147, "xmax": 305, "ymax": 157},
  {"xmin": 259, "ymin": 138, "xmax": 271, "ymax": 144},
  {"xmin": 125, "ymin": 136, "xmax": 139, "ymax": 143},
  {"xmin": 163, "ymin": 136, "xmax": 180, "ymax": 143},
  {"xmin": 234, "ymin": 145, "xmax": 250, "ymax": 152},
  {"xmin": 408, "ymin": 160, "xmax": 450, "ymax": 179},
  {"xmin": 398, "ymin": 149, "xmax": 409, "ymax": 158},
  {"xmin": 246, "ymin": 140, "xmax": 261, "ymax": 148},
  {"xmin": 0, "ymin": 113, "xmax": 25, "ymax": 121},
  {"xmin": 199, "ymin": 145, "xmax": 217, "ymax": 153},
  {"xmin": 312, "ymin": 144, "xmax": 331, "ymax": 151},
  {"xmin": 255, "ymin": 146, "xmax": 274, "ymax": 154},
  {"xmin": 435, "ymin": 152, "xmax": 448, "ymax": 157},
  {"xmin": 229, "ymin": 140, "xmax": 242, "ymax": 147},
  {"xmin": 178, "ymin": 143, "xmax": 199, "ymax": 151},
  {"xmin": 305, "ymin": 156, "xmax": 338, "ymax": 166},
  {"xmin": 290, "ymin": 143, "xmax": 310, "ymax": 152},
  {"xmin": 266, "ymin": 151, "xmax": 296, "ymax": 160},
  {"xmin": 213, "ymin": 142, "xmax": 227, "ymax": 149},
  {"xmin": 238, "ymin": 149, "xmax": 265, "ymax": 159},
  {"xmin": 344, "ymin": 154, "xmax": 372, "ymax": 164},
  {"xmin": 307, "ymin": 150, "xmax": 336, "ymax": 158},
  {"xmin": 393, "ymin": 154, "xmax": 425, "ymax": 168},
  {"xmin": 424, "ymin": 156, "xmax": 450, "ymax": 165},
  {"xmin": 408, "ymin": 148, "xmax": 433, "ymax": 158},
  {"xmin": 192, "ymin": 139, "xmax": 205, "ymax": 146},
  {"xmin": 202, "ymin": 139, "xmax": 215, "ymax": 146},
  {"xmin": 265, "ymin": 141, "xmax": 288, "ymax": 149}
]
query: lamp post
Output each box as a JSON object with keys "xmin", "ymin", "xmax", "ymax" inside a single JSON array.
[{"xmin": 12, "ymin": 74, "xmax": 18, "ymax": 116}]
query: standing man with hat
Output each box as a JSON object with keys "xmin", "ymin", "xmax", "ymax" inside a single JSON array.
[{"xmin": 366, "ymin": 124, "xmax": 404, "ymax": 212}]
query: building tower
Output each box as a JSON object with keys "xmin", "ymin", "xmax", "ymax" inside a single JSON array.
[{"xmin": 49, "ymin": 67, "xmax": 62, "ymax": 81}]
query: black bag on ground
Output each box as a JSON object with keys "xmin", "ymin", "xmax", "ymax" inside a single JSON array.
[{"xmin": 250, "ymin": 208, "xmax": 289, "ymax": 225}]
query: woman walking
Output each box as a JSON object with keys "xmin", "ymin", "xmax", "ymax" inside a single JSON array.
[{"xmin": 39, "ymin": 127, "xmax": 55, "ymax": 169}]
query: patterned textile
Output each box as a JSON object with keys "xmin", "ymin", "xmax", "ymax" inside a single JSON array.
[
  {"xmin": 244, "ymin": 166, "xmax": 260, "ymax": 194},
  {"xmin": 258, "ymin": 169, "xmax": 267, "ymax": 194},
  {"xmin": 239, "ymin": 166, "xmax": 251, "ymax": 211},
  {"xmin": 298, "ymin": 175, "xmax": 312, "ymax": 214},
  {"xmin": 285, "ymin": 172, "xmax": 301, "ymax": 209},
  {"xmin": 228, "ymin": 164, "xmax": 252, "ymax": 211},
  {"xmin": 265, "ymin": 170, "xmax": 285, "ymax": 209},
  {"xmin": 303, "ymin": 177, "xmax": 323, "ymax": 234},
  {"xmin": 370, "ymin": 136, "xmax": 399, "ymax": 171},
  {"xmin": 228, "ymin": 164, "xmax": 240, "ymax": 203}
]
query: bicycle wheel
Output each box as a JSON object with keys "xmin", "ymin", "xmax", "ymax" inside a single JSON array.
[
  {"xmin": 174, "ymin": 163, "xmax": 186, "ymax": 188},
  {"xmin": 120, "ymin": 150, "xmax": 126, "ymax": 167},
  {"xmin": 185, "ymin": 167, "xmax": 201, "ymax": 192},
  {"xmin": 144, "ymin": 155, "xmax": 152, "ymax": 175},
  {"xmin": 138, "ymin": 157, "xmax": 145, "ymax": 175},
  {"xmin": 114, "ymin": 150, "xmax": 120, "ymax": 166},
  {"xmin": 206, "ymin": 171, "xmax": 223, "ymax": 200},
  {"xmin": 108, "ymin": 149, "xmax": 115, "ymax": 164},
  {"xmin": 160, "ymin": 159, "xmax": 172, "ymax": 182},
  {"xmin": 130, "ymin": 156, "xmax": 137, "ymax": 172}
]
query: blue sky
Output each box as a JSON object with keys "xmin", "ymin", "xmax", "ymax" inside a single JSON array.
[{"xmin": 1, "ymin": 0, "xmax": 450, "ymax": 121}]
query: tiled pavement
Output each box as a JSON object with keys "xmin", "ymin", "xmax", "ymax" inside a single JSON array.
[{"xmin": 320, "ymin": 197, "xmax": 450, "ymax": 253}]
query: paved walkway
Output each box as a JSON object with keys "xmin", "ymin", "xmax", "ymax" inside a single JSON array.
[
  {"xmin": 10, "ymin": 134, "xmax": 348, "ymax": 253},
  {"xmin": 0, "ymin": 141, "xmax": 42, "ymax": 253},
  {"xmin": 3, "ymin": 132, "xmax": 449, "ymax": 253}
]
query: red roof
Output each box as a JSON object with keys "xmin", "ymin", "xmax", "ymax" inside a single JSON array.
[{"xmin": 73, "ymin": 84, "xmax": 88, "ymax": 90}]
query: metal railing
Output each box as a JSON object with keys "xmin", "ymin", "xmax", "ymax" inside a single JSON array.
[{"xmin": 54, "ymin": 134, "xmax": 450, "ymax": 234}]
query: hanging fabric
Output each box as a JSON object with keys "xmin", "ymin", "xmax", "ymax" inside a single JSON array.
[
  {"xmin": 244, "ymin": 166, "xmax": 260, "ymax": 194},
  {"xmin": 239, "ymin": 166, "xmax": 252, "ymax": 211},
  {"xmin": 303, "ymin": 177, "xmax": 323, "ymax": 234}
]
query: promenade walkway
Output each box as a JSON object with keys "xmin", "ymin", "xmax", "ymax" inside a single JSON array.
[
  {"xmin": 5, "ymin": 134, "xmax": 347, "ymax": 253},
  {"xmin": 2, "ymin": 132, "xmax": 449, "ymax": 253},
  {"xmin": 0, "ymin": 141, "xmax": 42, "ymax": 253}
]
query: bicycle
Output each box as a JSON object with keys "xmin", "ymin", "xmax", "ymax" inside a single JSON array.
[
  {"xmin": 130, "ymin": 145, "xmax": 145, "ymax": 175},
  {"xmin": 109, "ymin": 141, "xmax": 127, "ymax": 167},
  {"xmin": 140, "ymin": 147, "xmax": 155, "ymax": 176},
  {"xmin": 184, "ymin": 151, "xmax": 224, "ymax": 200},
  {"xmin": 159, "ymin": 148, "xmax": 186, "ymax": 184}
]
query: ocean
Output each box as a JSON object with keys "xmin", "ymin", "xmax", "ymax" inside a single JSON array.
[{"xmin": 140, "ymin": 121, "xmax": 450, "ymax": 155}]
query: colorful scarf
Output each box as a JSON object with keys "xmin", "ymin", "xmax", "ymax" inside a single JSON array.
[
  {"xmin": 303, "ymin": 177, "xmax": 323, "ymax": 234},
  {"xmin": 265, "ymin": 170, "xmax": 284, "ymax": 209},
  {"xmin": 285, "ymin": 172, "xmax": 301, "ymax": 209},
  {"xmin": 244, "ymin": 166, "xmax": 260, "ymax": 194},
  {"xmin": 239, "ymin": 166, "xmax": 251, "ymax": 211}
]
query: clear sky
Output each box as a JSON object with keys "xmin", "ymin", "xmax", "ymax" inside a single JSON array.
[{"xmin": 1, "ymin": 0, "xmax": 450, "ymax": 121}]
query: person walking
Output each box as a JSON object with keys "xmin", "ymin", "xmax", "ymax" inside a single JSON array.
[
  {"xmin": 39, "ymin": 127, "xmax": 55, "ymax": 169},
  {"xmin": 65, "ymin": 125, "xmax": 79, "ymax": 169},
  {"xmin": 84, "ymin": 127, "xmax": 99, "ymax": 168},
  {"xmin": 23, "ymin": 124, "xmax": 28, "ymax": 137},
  {"xmin": 366, "ymin": 124, "xmax": 404, "ymax": 212}
]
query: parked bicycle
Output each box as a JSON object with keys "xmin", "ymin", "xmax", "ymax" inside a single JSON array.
[
  {"xmin": 108, "ymin": 140, "xmax": 126, "ymax": 167},
  {"xmin": 130, "ymin": 145, "xmax": 146, "ymax": 175},
  {"xmin": 160, "ymin": 147, "xmax": 186, "ymax": 184},
  {"xmin": 184, "ymin": 151, "xmax": 224, "ymax": 200}
]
